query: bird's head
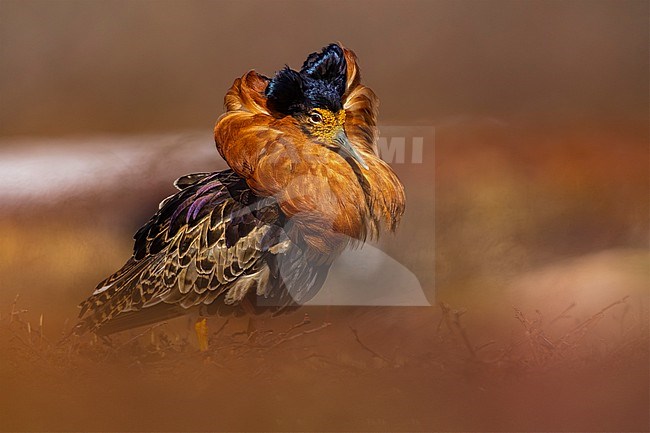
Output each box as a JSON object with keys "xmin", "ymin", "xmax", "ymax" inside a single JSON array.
[{"xmin": 265, "ymin": 44, "xmax": 368, "ymax": 169}]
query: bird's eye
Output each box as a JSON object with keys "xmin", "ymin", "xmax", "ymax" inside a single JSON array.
[{"xmin": 309, "ymin": 112, "xmax": 323, "ymax": 124}]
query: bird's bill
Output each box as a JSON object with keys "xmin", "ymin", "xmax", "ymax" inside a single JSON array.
[{"xmin": 334, "ymin": 130, "xmax": 369, "ymax": 170}]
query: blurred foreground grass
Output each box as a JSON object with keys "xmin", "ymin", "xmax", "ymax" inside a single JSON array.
[{"xmin": 1, "ymin": 291, "xmax": 647, "ymax": 432}]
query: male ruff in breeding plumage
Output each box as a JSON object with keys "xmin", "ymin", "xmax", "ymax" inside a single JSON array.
[{"xmin": 75, "ymin": 43, "xmax": 406, "ymax": 342}]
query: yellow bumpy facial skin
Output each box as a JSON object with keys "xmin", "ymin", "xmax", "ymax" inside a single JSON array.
[{"xmin": 310, "ymin": 108, "xmax": 346, "ymax": 143}]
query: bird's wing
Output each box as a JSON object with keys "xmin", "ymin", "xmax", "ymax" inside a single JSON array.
[{"xmin": 76, "ymin": 169, "xmax": 328, "ymax": 335}]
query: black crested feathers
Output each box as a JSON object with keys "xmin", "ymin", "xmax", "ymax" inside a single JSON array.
[
  {"xmin": 265, "ymin": 43, "xmax": 347, "ymax": 115},
  {"xmin": 264, "ymin": 67, "xmax": 306, "ymax": 115}
]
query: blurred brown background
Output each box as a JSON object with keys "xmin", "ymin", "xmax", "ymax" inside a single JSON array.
[
  {"xmin": 0, "ymin": 1, "xmax": 648, "ymax": 432},
  {"xmin": 1, "ymin": 0, "xmax": 647, "ymax": 135}
]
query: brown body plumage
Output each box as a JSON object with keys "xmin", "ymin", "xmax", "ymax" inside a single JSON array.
[{"xmin": 76, "ymin": 43, "xmax": 405, "ymax": 335}]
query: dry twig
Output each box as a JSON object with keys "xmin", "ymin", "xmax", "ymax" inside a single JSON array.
[{"xmin": 349, "ymin": 326, "xmax": 393, "ymax": 365}]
